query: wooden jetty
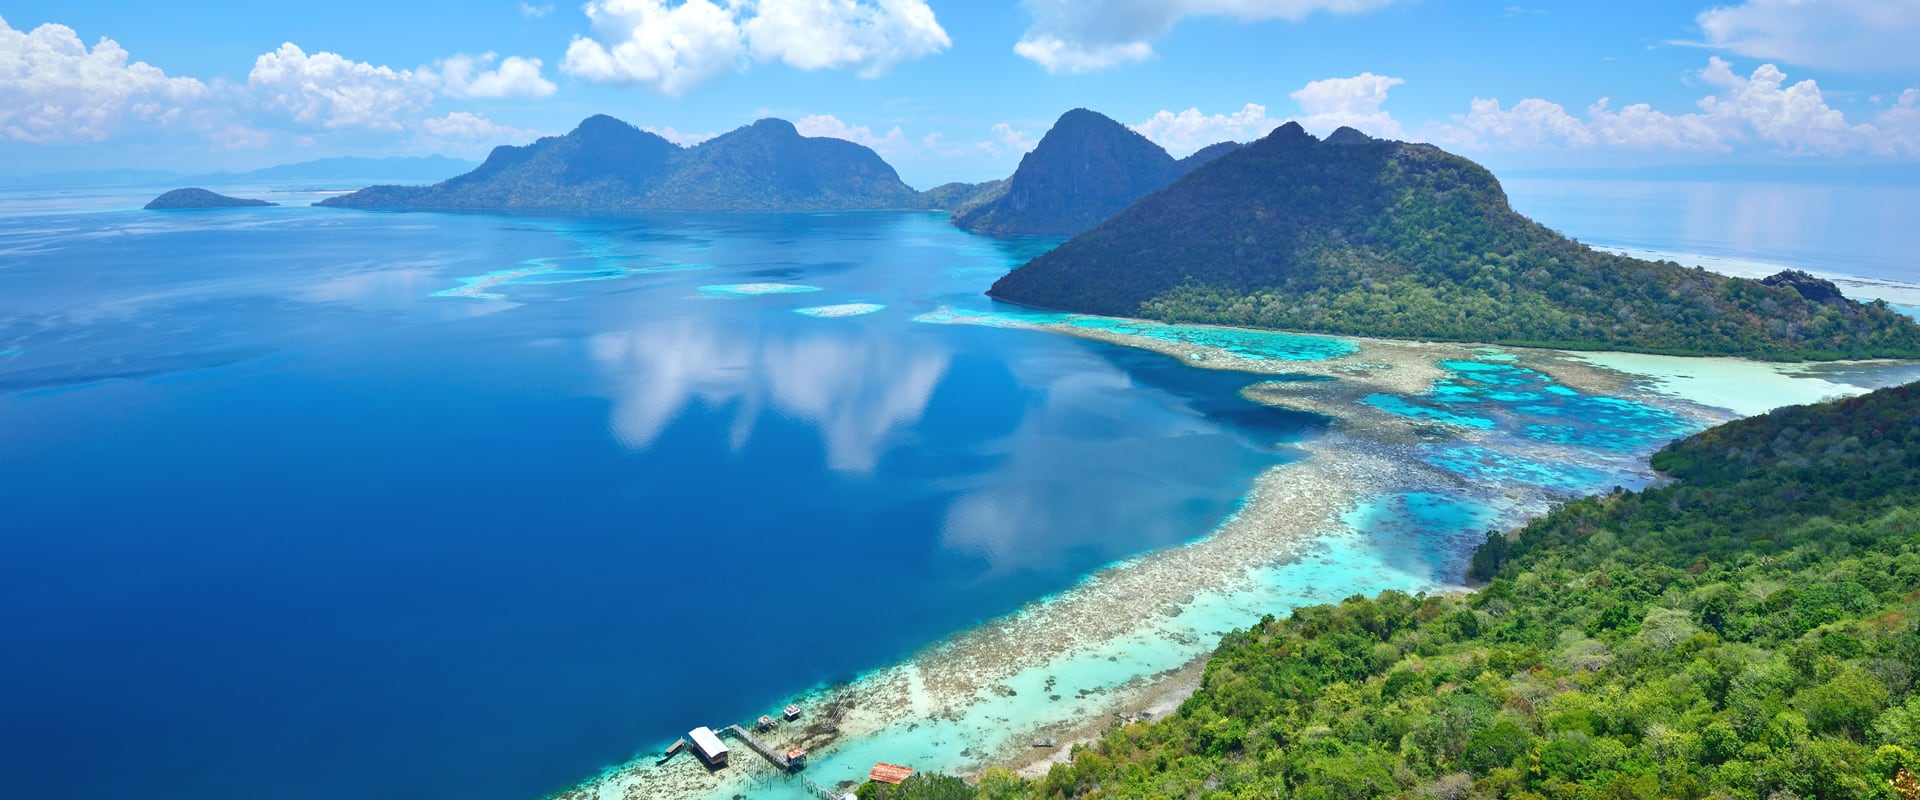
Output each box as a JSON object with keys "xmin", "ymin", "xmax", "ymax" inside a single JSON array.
[{"xmin": 721, "ymin": 724, "xmax": 802, "ymax": 772}]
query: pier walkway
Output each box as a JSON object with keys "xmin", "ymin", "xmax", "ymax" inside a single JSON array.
[{"xmin": 721, "ymin": 724, "xmax": 795, "ymax": 772}]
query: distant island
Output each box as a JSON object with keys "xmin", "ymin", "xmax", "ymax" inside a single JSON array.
[
  {"xmin": 143, "ymin": 188, "xmax": 276, "ymax": 210},
  {"xmin": 952, "ymin": 108, "xmax": 1238, "ymax": 237},
  {"xmin": 988, "ymin": 122, "xmax": 1920, "ymax": 361},
  {"xmin": 318, "ymin": 115, "xmax": 920, "ymax": 212}
]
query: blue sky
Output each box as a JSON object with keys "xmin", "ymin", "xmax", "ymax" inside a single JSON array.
[{"xmin": 4, "ymin": 0, "xmax": 1918, "ymax": 186}]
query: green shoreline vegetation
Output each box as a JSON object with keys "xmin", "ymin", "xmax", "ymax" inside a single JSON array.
[
  {"xmin": 986, "ymin": 123, "xmax": 1920, "ymax": 362},
  {"xmin": 860, "ymin": 383, "xmax": 1920, "ymax": 800}
]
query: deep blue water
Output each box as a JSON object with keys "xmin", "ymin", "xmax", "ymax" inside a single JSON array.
[{"xmin": 0, "ymin": 197, "xmax": 1321, "ymax": 799}]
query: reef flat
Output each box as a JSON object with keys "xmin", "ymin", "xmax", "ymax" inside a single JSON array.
[{"xmin": 555, "ymin": 313, "xmax": 1910, "ymax": 800}]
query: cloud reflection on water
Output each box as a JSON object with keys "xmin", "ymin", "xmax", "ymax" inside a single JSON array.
[{"xmin": 589, "ymin": 319, "xmax": 950, "ymax": 473}]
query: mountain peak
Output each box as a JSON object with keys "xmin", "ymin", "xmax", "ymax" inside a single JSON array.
[
  {"xmin": 573, "ymin": 114, "xmax": 635, "ymax": 136},
  {"xmin": 747, "ymin": 117, "xmax": 800, "ymax": 137},
  {"xmin": 951, "ymin": 107, "xmax": 1181, "ymax": 237},
  {"xmin": 1325, "ymin": 126, "xmax": 1374, "ymax": 146}
]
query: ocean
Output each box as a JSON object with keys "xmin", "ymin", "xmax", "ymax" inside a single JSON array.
[
  {"xmin": 2, "ymin": 177, "xmax": 1915, "ymax": 799},
  {"xmin": 0, "ymin": 190, "xmax": 1315, "ymax": 799}
]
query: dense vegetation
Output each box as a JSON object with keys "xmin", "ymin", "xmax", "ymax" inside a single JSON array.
[
  {"xmin": 922, "ymin": 179, "xmax": 1008, "ymax": 215},
  {"xmin": 143, "ymin": 188, "xmax": 275, "ymax": 210},
  {"xmin": 953, "ymin": 109, "xmax": 1238, "ymax": 236},
  {"xmin": 987, "ymin": 123, "xmax": 1920, "ymax": 360},
  {"xmin": 860, "ymin": 383, "xmax": 1920, "ymax": 800},
  {"xmin": 318, "ymin": 116, "xmax": 921, "ymax": 212}
]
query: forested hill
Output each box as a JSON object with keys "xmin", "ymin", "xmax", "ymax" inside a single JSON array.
[
  {"xmin": 952, "ymin": 108, "xmax": 1238, "ymax": 236},
  {"xmin": 986, "ymin": 123, "xmax": 1920, "ymax": 361},
  {"xmin": 859, "ymin": 382, "xmax": 1920, "ymax": 800},
  {"xmin": 317, "ymin": 115, "xmax": 920, "ymax": 212}
]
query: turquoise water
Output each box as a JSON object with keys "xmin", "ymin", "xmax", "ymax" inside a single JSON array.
[
  {"xmin": 1370, "ymin": 359, "xmax": 1696, "ymax": 455},
  {"xmin": 1061, "ymin": 317, "xmax": 1357, "ymax": 361}
]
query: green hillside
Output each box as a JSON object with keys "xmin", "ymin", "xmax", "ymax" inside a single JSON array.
[
  {"xmin": 864, "ymin": 383, "xmax": 1920, "ymax": 800},
  {"xmin": 986, "ymin": 123, "xmax": 1920, "ymax": 361}
]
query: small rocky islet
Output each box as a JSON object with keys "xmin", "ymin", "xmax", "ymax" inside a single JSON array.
[{"xmin": 143, "ymin": 188, "xmax": 276, "ymax": 210}]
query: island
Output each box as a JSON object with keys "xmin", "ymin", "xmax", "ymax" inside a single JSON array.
[
  {"xmin": 317, "ymin": 115, "xmax": 921, "ymax": 213},
  {"xmin": 143, "ymin": 188, "xmax": 276, "ymax": 210},
  {"xmin": 987, "ymin": 122, "xmax": 1920, "ymax": 361}
]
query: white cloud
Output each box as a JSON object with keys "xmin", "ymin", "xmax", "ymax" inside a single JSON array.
[
  {"xmin": 1133, "ymin": 103, "xmax": 1277, "ymax": 155},
  {"xmin": 520, "ymin": 2, "xmax": 556, "ymax": 17},
  {"xmin": 1011, "ymin": 37, "xmax": 1154, "ymax": 74},
  {"xmin": 210, "ymin": 125, "xmax": 270, "ymax": 150},
  {"xmin": 1131, "ymin": 73, "xmax": 1404, "ymax": 156},
  {"xmin": 247, "ymin": 43, "xmax": 435, "ymax": 130},
  {"xmin": 642, "ymin": 124, "xmax": 717, "ymax": 146},
  {"xmin": 1015, "ymin": 0, "xmax": 1400, "ymax": 74},
  {"xmin": 0, "ymin": 15, "xmax": 208, "ymax": 142},
  {"xmin": 434, "ymin": 52, "xmax": 557, "ymax": 98},
  {"xmin": 1432, "ymin": 58, "xmax": 1908, "ymax": 156},
  {"xmin": 1693, "ymin": 0, "xmax": 1920, "ymax": 71},
  {"xmin": 744, "ymin": 0, "xmax": 950, "ymax": 77},
  {"xmin": 418, "ymin": 110, "xmax": 532, "ymax": 139},
  {"xmin": 794, "ymin": 113, "xmax": 907, "ymax": 155},
  {"xmin": 564, "ymin": 0, "xmax": 745, "ymax": 95},
  {"xmin": 978, "ymin": 121, "xmax": 1038, "ymax": 159},
  {"xmin": 416, "ymin": 111, "xmax": 544, "ymax": 158},
  {"xmin": 1290, "ymin": 72, "xmax": 1405, "ymax": 137},
  {"xmin": 564, "ymin": 0, "xmax": 949, "ymax": 95}
]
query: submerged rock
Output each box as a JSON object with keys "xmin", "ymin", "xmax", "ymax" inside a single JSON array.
[{"xmin": 144, "ymin": 188, "xmax": 276, "ymax": 210}]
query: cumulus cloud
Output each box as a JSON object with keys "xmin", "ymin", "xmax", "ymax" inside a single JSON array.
[
  {"xmin": 433, "ymin": 52, "xmax": 558, "ymax": 98},
  {"xmin": 247, "ymin": 43, "xmax": 435, "ymax": 130},
  {"xmin": 745, "ymin": 0, "xmax": 950, "ymax": 77},
  {"xmin": 979, "ymin": 121, "xmax": 1039, "ymax": 159},
  {"xmin": 418, "ymin": 110, "xmax": 534, "ymax": 139},
  {"xmin": 1014, "ymin": 0, "xmax": 1400, "ymax": 74},
  {"xmin": 1433, "ymin": 58, "xmax": 1911, "ymax": 156},
  {"xmin": 1291, "ymin": 72, "xmax": 1405, "ymax": 137},
  {"xmin": 1692, "ymin": 0, "xmax": 1920, "ymax": 71},
  {"xmin": 210, "ymin": 125, "xmax": 271, "ymax": 150},
  {"xmin": 416, "ymin": 111, "xmax": 545, "ymax": 158},
  {"xmin": 248, "ymin": 43, "xmax": 559, "ymax": 130},
  {"xmin": 1133, "ymin": 103, "xmax": 1278, "ymax": 155},
  {"xmin": 564, "ymin": 0, "xmax": 745, "ymax": 95},
  {"xmin": 1011, "ymin": 37, "xmax": 1154, "ymax": 74},
  {"xmin": 1131, "ymin": 72, "xmax": 1405, "ymax": 156},
  {"xmin": 520, "ymin": 2, "xmax": 556, "ymax": 17},
  {"xmin": 794, "ymin": 113, "xmax": 908, "ymax": 155},
  {"xmin": 0, "ymin": 15, "xmax": 208, "ymax": 142},
  {"xmin": 563, "ymin": 0, "xmax": 949, "ymax": 95}
]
